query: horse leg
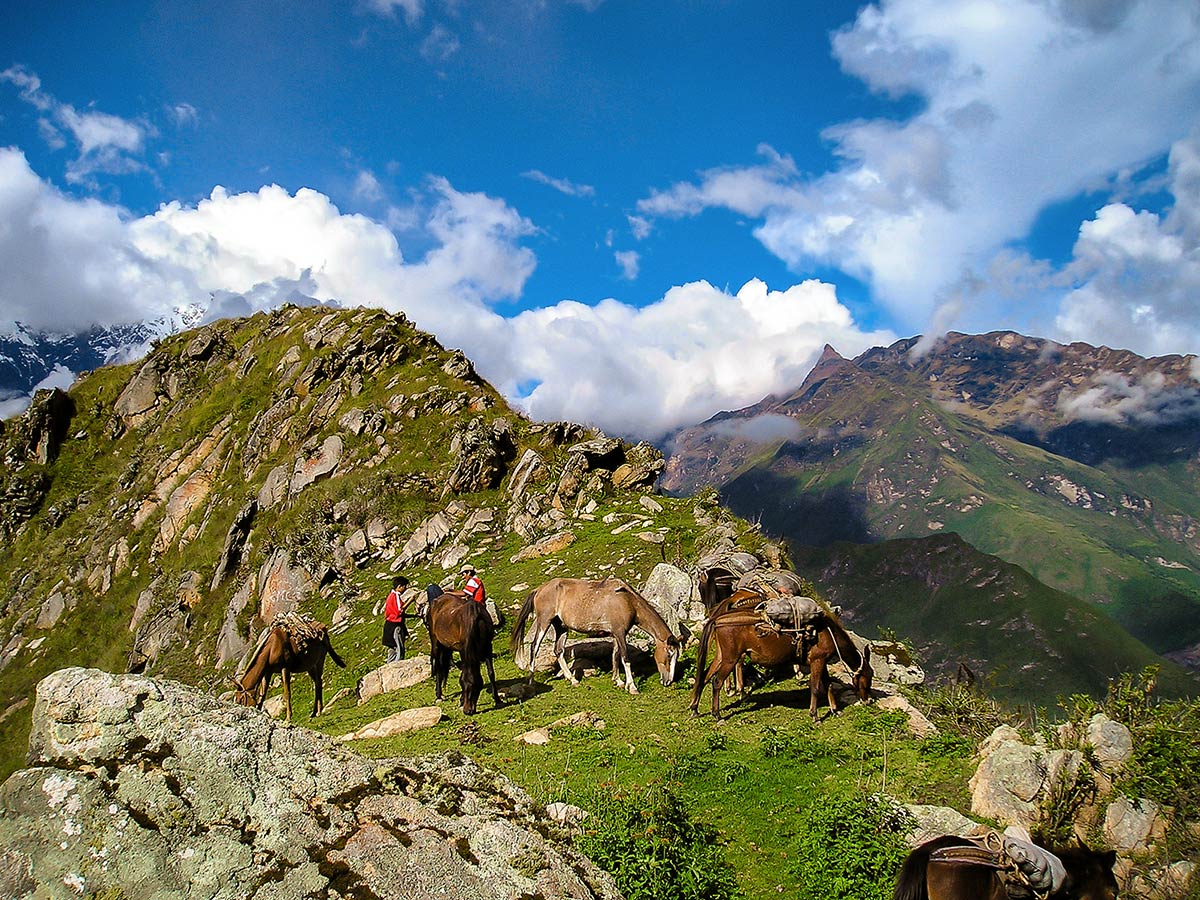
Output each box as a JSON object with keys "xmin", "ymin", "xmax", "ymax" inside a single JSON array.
[
  {"xmin": 257, "ymin": 671, "xmax": 272, "ymax": 710},
  {"xmin": 282, "ymin": 669, "xmax": 293, "ymax": 723},
  {"xmin": 527, "ymin": 617, "xmax": 553, "ymax": 683},
  {"xmin": 613, "ymin": 633, "xmax": 638, "ymax": 694},
  {"xmin": 554, "ymin": 624, "xmax": 579, "ymax": 685},
  {"xmin": 485, "ymin": 654, "xmax": 501, "ymax": 707},
  {"xmin": 809, "ymin": 656, "xmax": 826, "ymax": 721},
  {"xmin": 311, "ymin": 656, "xmax": 326, "ymax": 717}
]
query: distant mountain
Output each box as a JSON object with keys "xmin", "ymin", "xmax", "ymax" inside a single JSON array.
[
  {"xmin": 0, "ymin": 306, "xmax": 204, "ymax": 416},
  {"xmin": 663, "ymin": 331, "xmax": 1200, "ymax": 663},
  {"xmin": 791, "ymin": 532, "xmax": 1197, "ymax": 705}
]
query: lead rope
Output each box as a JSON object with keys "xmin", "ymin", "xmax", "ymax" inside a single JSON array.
[
  {"xmin": 983, "ymin": 831, "xmax": 1049, "ymax": 900},
  {"xmin": 827, "ymin": 626, "xmax": 867, "ymax": 677}
]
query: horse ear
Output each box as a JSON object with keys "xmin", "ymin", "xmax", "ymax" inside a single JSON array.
[{"xmin": 1101, "ymin": 849, "xmax": 1117, "ymax": 866}]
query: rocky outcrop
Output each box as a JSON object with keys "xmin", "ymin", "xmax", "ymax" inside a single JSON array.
[{"xmin": 0, "ymin": 668, "xmax": 622, "ymax": 900}]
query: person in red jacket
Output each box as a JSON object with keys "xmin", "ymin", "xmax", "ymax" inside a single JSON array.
[
  {"xmin": 460, "ymin": 564, "xmax": 486, "ymax": 604},
  {"xmin": 383, "ymin": 575, "xmax": 410, "ymax": 663}
]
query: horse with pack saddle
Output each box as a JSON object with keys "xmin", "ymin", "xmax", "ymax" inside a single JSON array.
[
  {"xmin": 232, "ymin": 611, "xmax": 346, "ymax": 721},
  {"xmin": 689, "ymin": 585, "xmax": 872, "ymax": 720},
  {"xmin": 893, "ymin": 830, "xmax": 1118, "ymax": 900}
]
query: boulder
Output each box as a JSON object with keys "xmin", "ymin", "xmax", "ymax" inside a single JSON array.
[
  {"xmin": 256, "ymin": 549, "xmax": 315, "ymax": 623},
  {"xmin": 876, "ymin": 694, "xmax": 937, "ymax": 737},
  {"xmin": 1103, "ymin": 795, "xmax": 1164, "ymax": 852},
  {"xmin": 341, "ymin": 706, "xmax": 443, "ymax": 740},
  {"xmin": 0, "ymin": 668, "xmax": 621, "ymax": 899},
  {"xmin": 357, "ymin": 656, "xmax": 433, "ymax": 703},
  {"xmin": 641, "ymin": 563, "xmax": 699, "ymax": 632},
  {"xmin": 969, "ymin": 727, "xmax": 1083, "ymax": 833},
  {"xmin": 290, "ymin": 434, "xmax": 343, "ymax": 494},
  {"xmin": 1085, "ymin": 713, "xmax": 1134, "ymax": 771}
]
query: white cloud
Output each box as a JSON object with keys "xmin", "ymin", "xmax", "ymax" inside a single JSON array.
[
  {"xmin": 614, "ymin": 250, "xmax": 639, "ymax": 280},
  {"xmin": 0, "ymin": 149, "xmax": 890, "ymax": 440},
  {"xmin": 503, "ymin": 277, "xmax": 895, "ymax": 438},
  {"xmin": 1054, "ymin": 133, "xmax": 1200, "ymax": 356},
  {"xmin": 522, "ymin": 169, "xmax": 596, "ymax": 198},
  {"xmin": 637, "ymin": 0, "xmax": 1200, "ymax": 336},
  {"xmin": 168, "ymin": 102, "xmax": 199, "ymax": 127},
  {"xmin": 627, "ymin": 214, "xmax": 652, "ymax": 240},
  {"xmin": 363, "ymin": 0, "xmax": 423, "ymax": 24},
  {"xmin": 2, "ymin": 65, "xmax": 152, "ymax": 185},
  {"xmin": 353, "ymin": 169, "xmax": 385, "ymax": 203},
  {"xmin": 420, "ymin": 23, "xmax": 461, "ymax": 61}
]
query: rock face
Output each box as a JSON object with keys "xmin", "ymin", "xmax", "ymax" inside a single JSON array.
[{"xmin": 0, "ymin": 668, "xmax": 622, "ymax": 900}]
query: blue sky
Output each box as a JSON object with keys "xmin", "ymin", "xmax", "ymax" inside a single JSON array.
[{"xmin": 3, "ymin": 0, "xmax": 1200, "ymax": 438}]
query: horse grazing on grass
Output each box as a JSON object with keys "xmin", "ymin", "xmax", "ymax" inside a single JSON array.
[
  {"xmin": 688, "ymin": 600, "xmax": 871, "ymax": 720},
  {"xmin": 233, "ymin": 615, "xmax": 345, "ymax": 721},
  {"xmin": 427, "ymin": 590, "xmax": 500, "ymax": 715},
  {"xmin": 510, "ymin": 577, "xmax": 680, "ymax": 694},
  {"xmin": 893, "ymin": 834, "xmax": 1118, "ymax": 900}
]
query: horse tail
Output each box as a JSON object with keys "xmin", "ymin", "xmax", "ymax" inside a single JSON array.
[
  {"xmin": 509, "ymin": 589, "xmax": 536, "ymax": 656},
  {"xmin": 891, "ymin": 843, "xmax": 931, "ymax": 900},
  {"xmin": 690, "ymin": 616, "xmax": 717, "ymax": 708},
  {"xmin": 324, "ymin": 631, "xmax": 346, "ymax": 669}
]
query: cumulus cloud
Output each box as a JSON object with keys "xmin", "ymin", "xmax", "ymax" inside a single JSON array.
[
  {"xmin": 1053, "ymin": 133, "xmax": 1200, "ymax": 355},
  {"xmin": 614, "ymin": 250, "xmax": 639, "ymax": 280},
  {"xmin": 0, "ymin": 149, "xmax": 890, "ymax": 439},
  {"xmin": 522, "ymin": 169, "xmax": 596, "ymax": 198},
  {"xmin": 503, "ymin": 278, "xmax": 895, "ymax": 438},
  {"xmin": 637, "ymin": 0, "xmax": 1200, "ymax": 336},
  {"xmin": 2, "ymin": 65, "xmax": 152, "ymax": 185}
]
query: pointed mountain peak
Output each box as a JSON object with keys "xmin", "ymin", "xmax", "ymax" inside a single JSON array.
[{"xmin": 816, "ymin": 343, "xmax": 845, "ymax": 365}]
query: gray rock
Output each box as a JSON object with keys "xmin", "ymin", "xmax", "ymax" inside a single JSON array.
[
  {"xmin": 1086, "ymin": 713, "xmax": 1134, "ymax": 771},
  {"xmin": 0, "ymin": 668, "xmax": 622, "ymax": 900},
  {"xmin": 641, "ymin": 563, "xmax": 698, "ymax": 632},
  {"xmin": 290, "ymin": 434, "xmax": 343, "ymax": 494},
  {"xmin": 1103, "ymin": 795, "xmax": 1164, "ymax": 852},
  {"xmin": 357, "ymin": 656, "xmax": 433, "ymax": 702}
]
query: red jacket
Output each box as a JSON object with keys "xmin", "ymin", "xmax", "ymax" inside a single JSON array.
[
  {"xmin": 384, "ymin": 589, "xmax": 406, "ymax": 622},
  {"xmin": 463, "ymin": 575, "xmax": 486, "ymax": 604}
]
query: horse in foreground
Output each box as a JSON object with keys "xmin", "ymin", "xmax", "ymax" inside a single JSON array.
[
  {"xmin": 427, "ymin": 589, "xmax": 500, "ymax": 715},
  {"xmin": 689, "ymin": 597, "xmax": 872, "ymax": 719},
  {"xmin": 233, "ymin": 613, "xmax": 345, "ymax": 721},
  {"xmin": 893, "ymin": 834, "xmax": 1118, "ymax": 900},
  {"xmin": 509, "ymin": 577, "xmax": 680, "ymax": 693}
]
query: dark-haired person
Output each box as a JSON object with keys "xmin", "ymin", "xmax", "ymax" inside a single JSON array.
[{"xmin": 383, "ymin": 575, "xmax": 410, "ymax": 663}]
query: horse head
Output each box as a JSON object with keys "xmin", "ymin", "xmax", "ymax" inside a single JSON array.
[
  {"xmin": 229, "ymin": 675, "xmax": 255, "ymax": 707},
  {"xmin": 655, "ymin": 636, "xmax": 681, "ymax": 686},
  {"xmin": 852, "ymin": 644, "xmax": 873, "ymax": 702}
]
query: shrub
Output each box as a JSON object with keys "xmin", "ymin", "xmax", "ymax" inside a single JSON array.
[
  {"xmin": 788, "ymin": 793, "xmax": 914, "ymax": 900},
  {"xmin": 575, "ymin": 784, "xmax": 742, "ymax": 900}
]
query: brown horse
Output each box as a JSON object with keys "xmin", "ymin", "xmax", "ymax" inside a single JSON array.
[
  {"xmin": 688, "ymin": 602, "xmax": 872, "ymax": 719},
  {"xmin": 233, "ymin": 616, "xmax": 345, "ymax": 721},
  {"xmin": 427, "ymin": 590, "xmax": 500, "ymax": 715},
  {"xmin": 509, "ymin": 577, "xmax": 680, "ymax": 693},
  {"xmin": 893, "ymin": 835, "xmax": 1118, "ymax": 900}
]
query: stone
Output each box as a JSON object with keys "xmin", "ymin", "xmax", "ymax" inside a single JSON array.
[
  {"xmin": 969, "ymin": 727, "xmax": 1083, "ymax": 833},
  {"xmin": 1103, "ymin": 795, "xmax": 1164, "ymax": 852},
  {"xmin": 517, "ymin": 728, "xmax": 551, "ymax": 745},
  {"xmin": 1086, "ymin": 713, "xmax": 1134, "ymax": 771},
  {"xmin": 0, "ymin": 668, "xmax": 621, "ymax": 900},
  {"xmin": 510, "ymin": 531, "xmax": 576, "ymax": 563},
  {"xmin": 256, "ymin": 464, "xmax": 290, "ymax": 509},
  {"xmin": 341, "ymin": 706, "xmax": 443, "ymax": 740},
  {"xmin": 904, "ymin": 804, "xmax": 988, "ymax": 846},
  {"xmin": 211, "ymin": 499, "xmax": 257, "ymax": 590},
  {"xmin": 35, "ymin": 590, "xmax": 70, "ymax": 630},
  {"xmin": 256, "ymin": 549, "xmax": 315, "ymax": 623},
  {"xmin": 641, "ymin": 563, "xmax": 696, "ymax": 634},
  {"xmin": 290, "ymin": 434, "xmax": 343, "ymax": 494},
  {"xmin": 545, "ymin": 802, "xmax": 589, "ymax": 830},
  {"xmin": 876, "ymin": 694, "xmax": 938, "ymax": 737},
  {"xmin": 357, "ymin": 656, "xmax": 433, "ymax": 703},
  {"xmin": 114, "ymin": 360, "xmax": 162, "ymax": 425},
  {"xmin": 395, "ymin": 510, "xmax": 456, "ymax": 568}
]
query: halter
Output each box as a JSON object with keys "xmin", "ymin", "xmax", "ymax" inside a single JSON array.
[{"xmin": 827, "ymin": 626, "xmax": 869, "ymax": 679}]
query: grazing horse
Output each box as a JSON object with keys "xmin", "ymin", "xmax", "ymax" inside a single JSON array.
[
  {"xmin": 427, "ymin": 590, "xmax": 500, "ymax": 715},
  {"xmin": 233, "ymin": 615, "xmax": 345, "ymax": 721},
  {"xmin": 689, "ymin": 602, "xmax": 872, "ymax": 720},
  {"xmin": 509, "ymin": 578, "xmax": 680, "ymax": 693},
  {"xmin": 893, "ymin": 834, "xmax": 1118, "ymax": 900}
]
